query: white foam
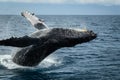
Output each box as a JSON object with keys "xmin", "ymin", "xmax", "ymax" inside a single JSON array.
[
  {"xmin": 0, "ymin": 54, "xmax": 62, "ymax": 69},
  {"xmin": 0, "ymin": 47, "xmax": 62, "ymax": 69},
  {"xmin": 0, "ymin": 54, "xmax": 23, "ymax": 69},
  {"xmin": 38, "ymin": 56, "xmax": 62, "ymax": 68}
]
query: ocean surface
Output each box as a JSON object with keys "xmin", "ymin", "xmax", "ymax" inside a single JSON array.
[{"xmin": 0, "ymin": 15, "xmax": 120, "ymax": 80}]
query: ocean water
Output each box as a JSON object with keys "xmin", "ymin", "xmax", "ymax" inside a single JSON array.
[{"xmin": 0, "ymin": 15, "xmax": 120, "ymax": 80}]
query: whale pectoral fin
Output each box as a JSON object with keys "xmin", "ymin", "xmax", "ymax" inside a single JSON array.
[
  {"xmin": 21, "ymin": 11, "xmax": 48, "ymax": 30},
  {"xmin": 0, "ymin": 36, "xmax": 39, "ymax": 47}
]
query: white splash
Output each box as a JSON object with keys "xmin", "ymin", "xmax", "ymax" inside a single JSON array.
[
  {"xmin": 0, "ymin": 54, "xmax": 62, "ymax": 69},
  {"xmin": 38, "ymin": 55, "xmax": 62, "ymax": 68},
  {"xmin": 0, "ymin": 54, "xmax": 23, "ymax": 69}
]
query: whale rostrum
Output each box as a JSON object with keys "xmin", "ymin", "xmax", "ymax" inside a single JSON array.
[{"xmin": 0, "ymin": 11, "xmax": 97, "ymax": 66}]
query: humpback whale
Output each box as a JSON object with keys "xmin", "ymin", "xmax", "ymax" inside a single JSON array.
[{"xmin": 0, "ymin": 11, "xmax": 97, "ymax": 66}]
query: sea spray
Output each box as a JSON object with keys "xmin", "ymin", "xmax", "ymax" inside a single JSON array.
[{"xmin": 0, "ymin": 50, "xmax": 62, "ymax": 69}]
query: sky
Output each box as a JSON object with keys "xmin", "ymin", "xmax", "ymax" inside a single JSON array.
[{"xmin": 0, "ymin": 0, "xmax": 120, "ymax": 15}]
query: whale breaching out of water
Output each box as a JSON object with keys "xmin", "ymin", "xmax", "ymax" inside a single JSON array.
[{"xmin": 0, "ymin": 11, "xmax": 97, "ymax": 66}]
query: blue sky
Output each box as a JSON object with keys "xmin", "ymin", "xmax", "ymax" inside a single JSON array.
[{"xmin": 0, "ymin": 0, "xmax": 120, "ymax": 15}]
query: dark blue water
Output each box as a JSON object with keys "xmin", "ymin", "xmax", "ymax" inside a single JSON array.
[{"xmin": 0, "ymin": 15, "xmax": 120, "ymax": 80}]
